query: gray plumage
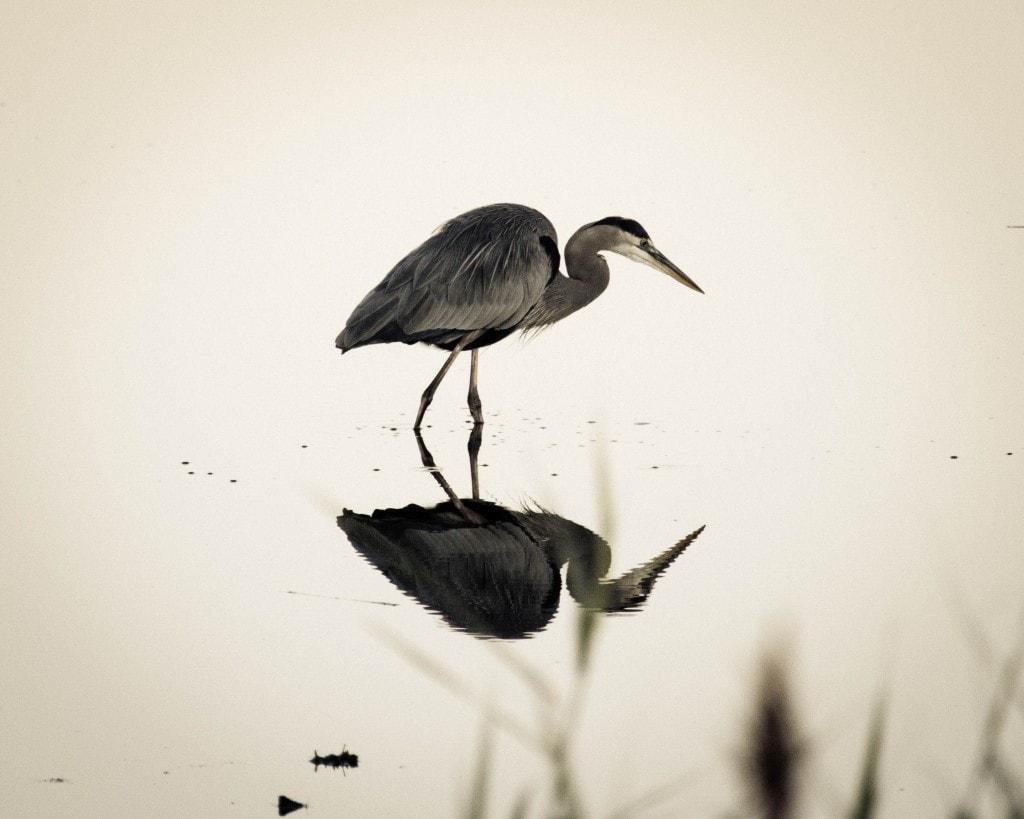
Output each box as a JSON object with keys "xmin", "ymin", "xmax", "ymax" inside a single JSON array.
[
  {"xmin": 336, "ymin": 203, "xmax": 702, "ymax": 428},
  {"xmin": 337, "ymin": 204, "xmax": 557, "ymax": 352}
]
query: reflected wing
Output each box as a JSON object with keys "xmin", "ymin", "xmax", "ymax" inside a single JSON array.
[{"xmin": 337, "ymin": 204, "xmax": 559, "ymax": 350}]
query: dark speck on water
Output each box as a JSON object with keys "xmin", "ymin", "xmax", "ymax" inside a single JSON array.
[
  {"xmin": 181, "ymin": 461, "xmax": 189, "ymax": 465},
  {"xmin": 950, "ymin": 455, "xmax": 958, "ymax": 459},
  {"xmin": 278, "ymin": 794, "xmax": 306, "ymax": 816}
]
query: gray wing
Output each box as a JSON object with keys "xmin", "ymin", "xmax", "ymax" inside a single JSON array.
[{"xmin": 336, "ymin": 204, "xmax": 559, "ymax": 351}]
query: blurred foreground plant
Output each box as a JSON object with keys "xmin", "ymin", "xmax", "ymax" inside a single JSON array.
[
  {"xmin": 954, "ymin": 609, "xmax": 1024, "ymax": 819},
  {"xmin": 738, "ymin": 644, "xmax": 806, "ymax": 819}
]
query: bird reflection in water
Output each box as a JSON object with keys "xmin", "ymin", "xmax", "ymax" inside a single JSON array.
[{"xmin": 337, "ymin": 429, "xmax": 705, "ymax": 639}]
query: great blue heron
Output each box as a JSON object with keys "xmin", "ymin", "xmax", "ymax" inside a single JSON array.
[{"xmin": 336, "ymin": 203, "xmax": 702, "ymax": 428}]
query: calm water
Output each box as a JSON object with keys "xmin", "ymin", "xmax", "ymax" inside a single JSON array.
[{"xmin": 5, "ymin": 387, "xmax": 1022, "ymax": 816}]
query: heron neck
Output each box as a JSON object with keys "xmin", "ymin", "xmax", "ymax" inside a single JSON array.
[
  {"xmin": 520, "ymin": 230, "xmax": 610, "ymax": 329},
  {"xmin": 562, "ymin": 230, "xmax": 610, "ymax": 307}
]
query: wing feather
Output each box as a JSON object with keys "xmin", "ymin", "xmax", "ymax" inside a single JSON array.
[{"xmin": 337, "ymin": 204, "xmax": 559, "ymax": 351}]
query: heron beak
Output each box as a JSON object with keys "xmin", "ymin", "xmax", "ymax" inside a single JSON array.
[{"xmin": 638, "ymin": 244, "xmax": 704, "ymax": 294}]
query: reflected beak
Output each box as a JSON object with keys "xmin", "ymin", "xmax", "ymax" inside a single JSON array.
[{"xmin": 637, "ymin": 244, "xmax": 704, "ymax": 294}]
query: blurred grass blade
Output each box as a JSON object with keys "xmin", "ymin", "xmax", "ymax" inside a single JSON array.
[
  {"xmin": 488, "ymin": 643, "xmax": 558, "ymax": 707},
  {"xmin": 958, "ymin": 605, "xmax": 1024, "ymax": 815},
  {"xmin": 606, "ymin": 770, "xmax": 704, "ymax": 818},
  {"xmin": 848, "ymin": 694, "xmax": 886, "ymax": 819},
  {"xmin": 372, "ymin": 623, "xmax": 541, "ymax": 750},
  {"xmin": 578, "ymin": 432, "xmax": 613, "ymax": 673},
  {"xmin": 463, "ymin": 720, "xmax": 492, "ymax": 819},
  {"xmin": 740, "ymin": 644, "xmax": 804, "ymax": 819},
  {"xmin": 592, "ymin": 426, "xmax": 615, "ymax": 545},
  {"xmin": 575, "ymin": 604, "xmax": 599, "ymax": 673}
]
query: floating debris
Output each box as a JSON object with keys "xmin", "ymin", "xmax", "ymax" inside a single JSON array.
[
  {"xmin": 278, "ymin": 794, "xmax": 306, "ymax": 815},
  {"xmin": 310, "ymin": 747, "xmax": 359, "ymax": 772}
]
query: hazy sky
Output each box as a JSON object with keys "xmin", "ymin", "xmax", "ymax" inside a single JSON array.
[{"xmin": 4, "ymin": 1, "xmax": 1022, "ymax": 455}]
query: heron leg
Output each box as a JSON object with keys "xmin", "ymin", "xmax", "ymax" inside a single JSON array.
[
  {"xmin": 467, "ymin": 422, "xmax": 482, "ymax": 500},
  {"xmin": 467, "ymin": 349, "xmax": 484, "ymax": 426},
  {"xmin": 415, "ymin": 331, "xmax": 483, "ymax": 430},
  {"xmin": 414, "ymin": 429, "xmax": 485, "ymax": 524}
]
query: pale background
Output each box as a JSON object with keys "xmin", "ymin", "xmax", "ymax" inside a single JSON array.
[{"xmin": 2, "ymin": 1, "xmax": 1023, "ymax": 816}]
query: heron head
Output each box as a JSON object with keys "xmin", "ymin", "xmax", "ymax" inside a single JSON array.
[{"xmin": 589, "ymin": 216, "xmax": 703, "ymax": 294}]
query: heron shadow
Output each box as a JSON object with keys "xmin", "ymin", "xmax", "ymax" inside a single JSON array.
[{"xmin": 336, "ymin": 429, "xmax": 705, "ymax": 639}]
